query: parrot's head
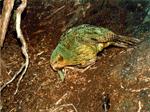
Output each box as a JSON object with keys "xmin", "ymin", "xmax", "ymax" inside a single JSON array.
[{"xmin": 50, "ymin": 44, "xmax": 75, "ymax": 71}]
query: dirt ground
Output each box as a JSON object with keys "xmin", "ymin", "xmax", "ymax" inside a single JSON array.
[{"xmin": 1, "ymin": 1, "xmax": 150, "ymax": 112}]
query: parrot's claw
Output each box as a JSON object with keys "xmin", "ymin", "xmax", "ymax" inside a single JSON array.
[
  {"xmin": 80, "ymin": 63, "xmax": 96, "ymax": 73},
  {"xmin": 65, "ymin": 62, "xmax": 96, "ymax": 73}
]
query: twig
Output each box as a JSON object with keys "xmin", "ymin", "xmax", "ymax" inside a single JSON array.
[
  {"xmin": 51, "ymin": 104, "xmax": 78, "ymax": 112},
  {"xmin": 55, "ymin": 92, "xmax": 69, "ymax": 105},
  {"xmin": 49, "ymin": 92, "xmax": 77, "ymax": 112},
  {"xmin": 120, "ymin": 83, "xmax": 150, "ymax": 93},
  {"xmin": 0, "ymin": 0, "xmax": 29, "ymax": 95},
  {"xmin": 137, "ymin": 101, "xmax": 143, "ymax": 112},
  {"xmin": 0, "ymin": 63, "xmax": 25, "ymax": 91},
  {"xmin": 0, "ymin": 0, "xmax": 15, "ymax": 47},
  {"xmin": 44, "ymin": 5, "xmax": 65, "ymax": 20}
]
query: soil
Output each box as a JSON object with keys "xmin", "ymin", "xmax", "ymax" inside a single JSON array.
[{"xmin": 1, "ymin": 1, "xmax": 150, "ymax": 112}]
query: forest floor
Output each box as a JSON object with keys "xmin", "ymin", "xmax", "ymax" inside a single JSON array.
[{"xmin": 1, "ymin": 1, "xmax": 150, "ymax": 112}]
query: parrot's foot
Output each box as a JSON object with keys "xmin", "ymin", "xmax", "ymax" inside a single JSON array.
[
  {"xmin": 80, "ymin": 63, "xmax": 97, "ymax": 73},
  {"xmin": 65, "ymin": 62, "xmax": 96, "ymax": 73}
]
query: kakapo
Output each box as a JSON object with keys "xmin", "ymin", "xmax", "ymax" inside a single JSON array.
[{"xmin": 50, "ymin": 24, "xmax": 140, "ymax": 80}]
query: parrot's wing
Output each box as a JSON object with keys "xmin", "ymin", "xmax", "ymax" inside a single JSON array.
[
  {"xmin": 82, "ymin": 30, "xmax": 140, "ymax": 46},
  {"xmin": 81, "ymin": 30, "xmax": 116, "ymax": 44},
  {"xmin": 77, "ymin": 25, "xmax": 140, "ymax": 44}
]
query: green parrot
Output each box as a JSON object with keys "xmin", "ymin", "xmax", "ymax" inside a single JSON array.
[{"xmin": 50, "ymin": 24, "xmax": 140, "ymax": 80}]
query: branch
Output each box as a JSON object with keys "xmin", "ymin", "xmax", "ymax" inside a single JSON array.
[{"xmin": 0, "ymin": 0, "xmax": 15, "ymax": 47}]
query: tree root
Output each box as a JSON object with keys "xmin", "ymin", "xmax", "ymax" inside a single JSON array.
[{"xmin": 0, "ymin": 0, "xmax": 29, "ymax": 95}]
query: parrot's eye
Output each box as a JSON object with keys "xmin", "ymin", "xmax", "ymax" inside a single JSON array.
[{"xmin": 57, "ymin": 55, "xmax": 63, "ymax": 61}]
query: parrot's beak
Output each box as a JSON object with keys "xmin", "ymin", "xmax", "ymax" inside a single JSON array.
[
  {"xmin": 50, "ymin": 60, "xmax": 64, "ymax": 71},
  {"xmin": 50, "ymin": 61, "xmax": 58, "ymax": 71},
  {"xmin": 51, "ymin": 65, "xmax": 57, "ymax": 71}
]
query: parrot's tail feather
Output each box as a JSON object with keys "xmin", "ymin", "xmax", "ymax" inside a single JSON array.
[
  {"xmin": 112, "ymin": 42, "xmax": 129, "ymax": 48},
  {"xmin": 116, "ymin": 35, "xmax": 141, "ymax": 45}
]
